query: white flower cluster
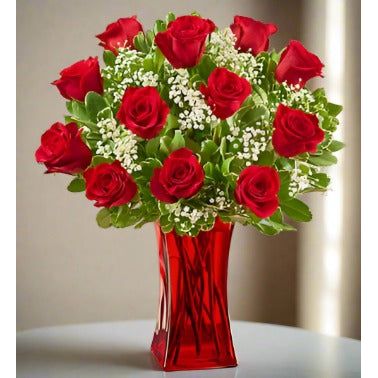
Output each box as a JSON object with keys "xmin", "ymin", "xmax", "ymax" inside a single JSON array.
[
  {"xmin": 208, "ymin": 188, "xmax": 232, "ymax": 210},
  {"xmin": 276, "ymin": 82, "xmax": 316, "ymax": 113},
  {"xmin": 167, "ymin": 68, "xmax": 217, "ymax": 131},
  {"xmin": 207, "ymin": 27, "xmax": 264, "ymax": 83},
  {"xmin": 167, "ymin": 202, "xmax": 217, "ymax": 234},
  {"xmin": 96, "ymin": 117, "xmax": 141, "ymax": 173},
  {"xmin": 227, "ymin": 117, "xmax": 270, "ymax": 163},
  {"xmin": 103, "ymin": 48, "xmax": 159, "ymax": 103},
  {"xmin": 288, "ymin": 166, "xmax": 311, "ymax": 197}
]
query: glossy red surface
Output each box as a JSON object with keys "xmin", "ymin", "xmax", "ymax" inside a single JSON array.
[{"xmin": 151, "ymin": 218, "xmax": 237, "ymax": 371}]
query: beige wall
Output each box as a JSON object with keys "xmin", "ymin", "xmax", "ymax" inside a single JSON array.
[{"xmin": 17, "ymin": 0, "xmax": 359, "ymax": 338}]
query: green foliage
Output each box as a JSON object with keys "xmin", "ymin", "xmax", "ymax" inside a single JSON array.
[
  {"xmin": 280, "ymin": 198, "xmax": 312, "ymax": 222},
  {"xmin": 67, "ymin": 177, "xmax": 85, "ymax": 192},
  {"xmin": 171, "ymin": 130, "xmax": 185, "ymax": 151},
  {"xmin": 85, "ymin": 92, "xmax": 108, "ymax": 122},
  {"xmin": 308, "ymin": 151, "xmax": 338, "ymax": 166},
  {"xmin": 96, "ymin": 208, "xmax": 112, "ymax": 228}
]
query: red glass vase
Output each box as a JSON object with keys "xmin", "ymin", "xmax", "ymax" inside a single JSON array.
[{"xmin": 151, "ymin": 218, "xmax": 237, "ymax": 371}]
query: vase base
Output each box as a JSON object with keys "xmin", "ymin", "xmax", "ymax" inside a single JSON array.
[{"xmin": 151, "ymin": 348, "xmax": 237, "ymax": 372}]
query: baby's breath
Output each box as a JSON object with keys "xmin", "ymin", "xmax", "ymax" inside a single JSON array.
[
  {"xmin": 103, "ymin": 48, "xmax": 159, "ymax": 103},
  {"xmin": 167, "ymin": 68, "xmax": 218, "ymax": 131},
  {"xmin": 228, "ymin": 116, "xmax": 270, "ymax": 163},
  {"xmin": 96, "ymin": 117, "xmax": 141, "ymax": 173},
  {"xmin": 207, "ymin": 27, "xmax": 264, "ymax": 83}
]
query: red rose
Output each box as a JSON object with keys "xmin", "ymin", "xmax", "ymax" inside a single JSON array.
[
  {"xmin": 116, "ymin": 86, "xmax": 169, "ymax": 139},
  {"xmin": 235, "ymin": 166, "xmax": 280, "ymax": 218},
  {"xmin": 84, "ymin": 161, "xmax": 137, "ymax": 208},
  {"xmin": 52, "ymin": 57, "xmax": 103, "ymax": 101},
  {"xmin": 272, "ymin": 104, "xmax": 325, "ymax": 157},
  {"xmin": 230, "ymin": 15, "xmax": 277, "ymax": 55},
  {"xmin": 275, "ymin": 40, "xmax": 324, "ymax": 88},
  {"xmin": 96, "ymin": 16, "xmax": 143, "ymax": 54},
  {"xmin": 150, "ymin": 148, "xmax": 204, "ymax": 203},
  {"xmin": 35, "ymin": 122, "xmax": 92, "ymax": 174},
  {"xmin": 200, "ymin": 67, "xmax": 251, "ymax": 119},
  {"xmin": 155, "ymin": 15, "xmax": 215, "ymax": 69}
]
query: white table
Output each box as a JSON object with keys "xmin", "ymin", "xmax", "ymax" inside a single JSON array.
[{"xmin": 17, "ymin": 320, "xmax": 360, "ymax": 378}]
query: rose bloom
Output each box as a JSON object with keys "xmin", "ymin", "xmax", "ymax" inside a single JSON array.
[
  {"xmin": 35, "ymin": 122, "xmax": 92, "ymax": 174},
  {"xmin": 275, "ymin": 40, "xmax": 324, "ymax": 88},
  {"xmin": 84, "ymin": 161, "xmax": 137, "ymax": 208},
  {"xmin": 96, "ymin": 16, "xmax": 143, "ymax": 54},
  {"xmin": 230, "ymin": 15, "xmax": 277, "ymax": 55},
  {"xmin": 200, "ymin": 67, "xmax": 251, "ymax": 119},
  {"xmin": 52, "ymin": 57, "xmax": 103, "ymax": 101},
  {"xmin": 235, "ymin": 165, "xmax": 280, "ymax": 218},
  {"xmin": 116, "ymin": 86, "xmax": 170, "ymax": 139},
  {"xmin": 155, "ymin": 15, "xmax": 215, "ymax": 68},
  {"xmin": 150, "ymin": 148, "xmax": 204, "ymax": 203},
  {"xmin": 272, "ymin": 104, "xmax": 325, "ymax": 157}
]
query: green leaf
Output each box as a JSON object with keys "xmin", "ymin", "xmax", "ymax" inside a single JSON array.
[
  {"xmin": 327, "ymin": 140, "xmax": 345, "ymax": 152},
  {"xmin": 91, "ymin": 155, "xmax": 113, "ymax": 166},
  {"xmin": 146, "ymin": 137, "xmax": 160, "ymax": 157},
  {"xmin": 308, "ymin": 151, "xmax": 338, "ymax": 166},
  {"xmin": 69, "ymin": 101, "xmax": 90, "ymax": 122},
  {"xmin": 153, "ymin": 19, "xmax": 166, "ymax": 34},
  {"xmin": 184, "ymin": 137, "xmax": 201, "ymax": 153},
  {"xmin": 133, "ymin": 31, "xmax": 149, "ymax": 53},
  {"xmin": 103, "ymin": 50, "xmax": 116, "ymax": 66},
  {"xmin": 66, "ymin": 101, "xmax": 73, "ymax": 114},
  {"xmin": 143, "ymin": 57, "xmax": 154, "ymax": 72},
  {"xmin": 164, "ymin": 114, "xmax": 178, "ymax": 133},
  {"xmin": 281, "ymin": 198, "xmax": 312, "ymax": 222},
  {"xmin": 238, "ymin": 104, "xmax": 269, "ymax": 125},
  {"xmin": 221, "ymin": 157, "xmax": 234, "ymax": 176},
  {"xmin": 85, "ymin": 92, "xmax": 108, "ymax": 122},
  {"xmin": 97, "ymin": 107, "xmax": 113, "ymax": 121},
  {"xmin": 219, "ymin": 137, "xmax": 227, "ymax": 159},
  {"xmin": 165, "ymin": 12, "xmax": 176, "ymax": 24},
  {"xmin": 96, "ymin": 208, "xmax": 112, "ymax": 228},
  {"xmin": 112, "ymin": 206, "xmax": 143, "ymax": 228},
  {"xmin": 257, "ymin": 150, "xmax": 275, "ymax": 166},
  {"xmin": 327, "ymin": 102, "xmax": 343, "ymax": 117},
  {"xmin": 310, "ymin": 172, "xmax": 330, "ymax": 190},
  {"xmin": 139, "ymin": 158, "xmax": 161, "ymax": 179},
  {"xmin": 145, "ymin": 30, "xmax": 155, "ymax": 49},
  {"xmin": 171, "ymin": 130, "xmax": 185, "ymax": 151},
  {"xmin": 67, "ymin": 177, "xmax": 85, "ymax": 192},
  {"xmin": 159, "ymin": 136, "xmax": 172, "ymax": 157},
  {"xmin": 252, "ymin": 85, "xmax": 268, "ymax": 104},
  {"xmin": 200, "ymin": 140, "xmax": 218, "ymax": 163},
  {"xmin": 153, "ymin": 48, "xmax": 165, "ymax": 72},
  {"xmin": 197, "ymin": 55, "xmax": 216, "ymax": 81},
  {"xmin": 203, "ymin": 162, "xmax": 223, "ymax": 181}
]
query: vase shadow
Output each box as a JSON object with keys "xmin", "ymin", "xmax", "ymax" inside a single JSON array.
[
  {"xmin": 18, "ymin": 337, "xmax": 238, "ymax": 377},
  {"xmin": 17, "ymin": 340, "xmax": 158, "ymax": 371}
]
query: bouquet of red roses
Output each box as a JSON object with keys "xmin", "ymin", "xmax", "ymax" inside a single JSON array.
[{"xmin": 36, "ymin": 13, "xmax": 343, "ymax": 236}]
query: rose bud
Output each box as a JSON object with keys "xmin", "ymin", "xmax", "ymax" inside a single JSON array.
[
  {"xmin": 272, "ymin": 104, "xmax": 325, "ymax": 157},
  {"xmin": 84, "ymin": 161, "xmax": 137, "ymax": 208},
  {"xmin": 235, "ymin": 165, "xmax": 280, "ymax": 218},
  {"xmin": 150, "ymin": 148, "xmax": 204, "ymax": 203},
  {"xmin": 200, "ymin": 67, "xmax": 251, "ymax": 119},
  {"xmin": 96, "ymin": 16, "xmax": 143, "ymax": 54},
  {"xmin": 52, "ymin": 57, "xmax": 103, "ymax": 102},
  {"xmin": 275, "ymin": 40, "xmax": 324, "ymax": 88},
  {"xmin": 230, "ymin": 15, "xmax": 277, "ymax": 55},
  {"xmin": 116, "ymin": 86, "xmax": 169, "ymax": 139},
  {"xmin": 35, "ymin": 122, "xmax": 92, "ymax": 174},
  {"xmin": 155, "ymin": 15, "xmax": 215, "ymax": 69}
]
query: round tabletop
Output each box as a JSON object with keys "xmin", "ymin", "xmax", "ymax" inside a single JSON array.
[{"xmin": 17, "ymin": 320, "xmax": 360, "ymax": 378}]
